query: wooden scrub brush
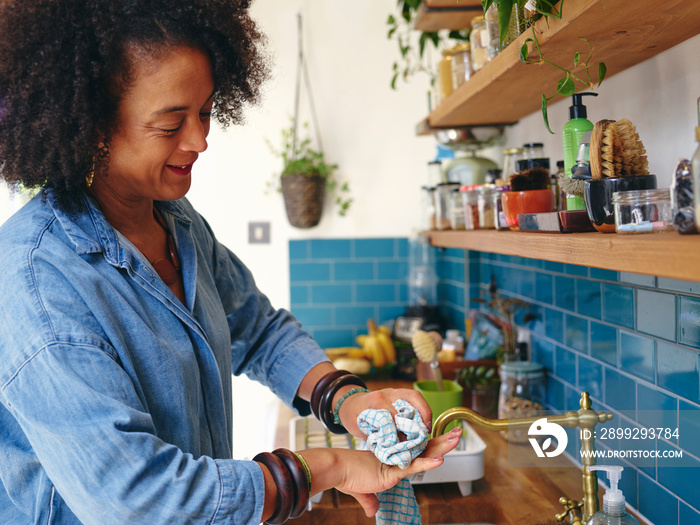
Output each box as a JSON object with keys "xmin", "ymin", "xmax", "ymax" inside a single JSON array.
[
  {"xmin": 590, "ymin": 118, "xmax": 649, "ymax": 179},
  {"xmin": 412, "ymin": 330, "xmax": 444, "ymax": 391}
]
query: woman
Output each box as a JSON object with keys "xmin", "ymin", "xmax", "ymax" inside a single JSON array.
[{"xmin": 0, "ymin": 1, "xmax": 460, "ymax": 524}]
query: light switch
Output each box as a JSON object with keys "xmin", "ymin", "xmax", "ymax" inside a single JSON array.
[{"xmin": 248, "ymin": 221, "xmax": 270, "ymax": 244}]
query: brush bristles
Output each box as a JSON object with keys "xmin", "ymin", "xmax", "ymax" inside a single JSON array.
[
  {"xmin": 591, "ymin": 118, "xmax": 649, "ymax": 178},
  {"xmin": 412, "ymin": 330, "xmax": 440, "ymax": 363}
]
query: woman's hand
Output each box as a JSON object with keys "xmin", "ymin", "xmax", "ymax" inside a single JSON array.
[
  {"xmin": 338, "ymin": 387, "xmax": 433, "ymax": 438},
  {"xmin": 300, "ymin": 426, "xmax": 462, "ymax": 517}
]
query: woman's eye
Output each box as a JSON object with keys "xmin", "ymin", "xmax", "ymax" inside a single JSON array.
[{"xmin": 160, "ymin": 125, "xmax": 182, "ymax": 134}]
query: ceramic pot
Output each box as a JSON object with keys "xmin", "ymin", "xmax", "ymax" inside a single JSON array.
[{"xmin": 501, "ymin": 189, "xmax": 555, "ymax": 231}]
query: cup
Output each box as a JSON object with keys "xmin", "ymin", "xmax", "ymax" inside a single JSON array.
[{"xmin": 413, "ymin": 379, "xmax": 463, "ymax": 432}]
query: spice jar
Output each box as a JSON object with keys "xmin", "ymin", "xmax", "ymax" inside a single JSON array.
[
  {"xmin": 421, "ymin": 186, "xmax": 436, "ymax": 230},
  {"xmin": 493, "ymin": 185, "xmax": 511, "ymax": 230},
  {"xmin": 435, "ymin": 182, "xmax": 460, "ymax": 230},
  {"xmin": 470, "ymin": 16, "xmax": 493, "ymax": 72},
  {"xmin": 460, "ymin": 184, "xmax": 481, "ymax": 229},
  {"xmin": 671, "ymin": 159, "xmax": 696, "ymax": 234},
  {"xmin": 449, "ymin": 187, "xmax": 466, "ymax": 230},
  {"xmin": 498, "ymin": 361, "xmax": 545, "ymax": 442},
  {"xmin": 436, "ymin": 48, "xmax": 454, "ymax": 105},
  {"xmin": 478, "ymin": 184, "xmax": 496, "ymax": 229},
  {"xmin": 502, "ymin": 147, "xmax": 524, "ymax": 180},
  {"xmin": 522, "ymin": 142, "xmax": 545, "ymax": 159},
  {"xmin": 451, "ymin": 43, "xmax": 472, "ymax": 90},
  {"xmin": 612, "ymin": 188, "xmax": 673, "ymax": 234}
]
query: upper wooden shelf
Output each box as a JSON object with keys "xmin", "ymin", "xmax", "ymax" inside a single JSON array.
[
  {"xmin": 417, "ymin": 0, "xmax": 700, "ymax": 130},
  {"xmin": 423, "ymin": 229, "xmax": 700, "ymax": 282},
  {"xmin": 414, "ymin": 0, "xmax": 482, "ymax": 32}
]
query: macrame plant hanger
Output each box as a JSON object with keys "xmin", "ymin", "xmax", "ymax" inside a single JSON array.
[{"xmin": 279, "ymin": 11, "xmax": 328, "ymax": 229}]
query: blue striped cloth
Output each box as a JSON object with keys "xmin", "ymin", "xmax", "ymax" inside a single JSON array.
[{"xmin": 357, "ymin": 400, "xmax": 429, "ymax": 525}]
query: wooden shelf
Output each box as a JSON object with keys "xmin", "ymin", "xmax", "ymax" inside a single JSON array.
[
  {"xmin": 418, "ymin": 0, "xmax": 700, "ymax": 129},
  {"xmin": 423, "ymin": 229, "xmax": 700, "ymax": 282},
  {"xmin": 414, "ymin": 0, "xmax": 482, "ymax": 32}
]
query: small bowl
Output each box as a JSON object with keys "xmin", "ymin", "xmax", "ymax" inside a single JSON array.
[
  {"xmin": 583, "ymin": 175, "xmax": 657, "ymax": 233},
  {"xmin": 501, "ymin": 189, "xmax": 555, "ymax": 231}
]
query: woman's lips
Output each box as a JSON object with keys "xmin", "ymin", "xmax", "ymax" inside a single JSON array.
[{"xmin": 167, "ymin": 164, "xmax": 193, "ymax": 176}]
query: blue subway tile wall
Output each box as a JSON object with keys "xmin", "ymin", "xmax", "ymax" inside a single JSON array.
[
  {"xmin": 288, "ymin": 238, "xmax": 467, "ymax": 349},
  {"xmin": 288, "ymin": 238, "xmax": 698, "ymax": 524},
  {"xmin": 470, "ymin": 252, "xmax": 700, "ymax": 525}
]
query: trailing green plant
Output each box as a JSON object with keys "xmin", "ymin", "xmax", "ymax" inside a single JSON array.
[
  {"xmin": 266, "ymin": 121, "xmax": 352, "ymax": 217},
  {"xmin": 457, "ymin": 365, "xmax": 500, "ymax": 390},
  {"xmin": 386, "ymin": 0, "xmax": 469, "ymax": 90},
  {"xmin": 483, "ymin": 0, "xmax": 606, "ymax": 133}
]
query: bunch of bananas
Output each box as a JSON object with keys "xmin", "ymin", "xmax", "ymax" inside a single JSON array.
[{"xmin": 324, "ymin": 319, "xmax": 397, "ymax": 372}]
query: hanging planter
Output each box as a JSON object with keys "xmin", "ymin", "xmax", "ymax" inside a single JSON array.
[
  {"xmin": 265, "ymin": 13, "xmax": 351, "ymax": 229},
  {"xmin": 281, "ymin": 173, "xmax": 326, "ymax": 228}
]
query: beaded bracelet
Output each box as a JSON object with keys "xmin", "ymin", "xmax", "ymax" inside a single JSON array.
[
  {"xmin": 310, "ymin": 370, "xmax": 348, "ymax": 419},
  {"xmin": 272, "ymin": 449, "xmax": 310, "ymax": 519},
  {"xmin": 253, "ymin": 452, "xmax": 294, "ymax": 524},
  {"xmin": 295, "ymin": 452, "xmax": 312, "ymax": 492},
  {"xmin": 319, "ymin": 374, "xmax": 367, "ymax": 434},
  {"xmin": 333, "ymin": 387, "xmax": 370, "ymax": 425}
]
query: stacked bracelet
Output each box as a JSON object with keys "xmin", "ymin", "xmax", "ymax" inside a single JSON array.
[
  {"xmin": 254, "ymin": 448, "xmax": 312, "ymax": 523},
  {"xmin": 333, "ymin": 387, "xmax": 370, "ymax": 425},
  {"xmin": 311, "ymin": 370, "xmax": 367, "ymax": 434}
]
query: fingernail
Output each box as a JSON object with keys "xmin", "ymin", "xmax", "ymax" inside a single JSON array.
[
  {"xmin": 449, "ymin": 426, "xmax": 462, "ymax": 433},
  {"xmin": 447, "ymin": 435, "xmax": 460, "ymax": 441},
  {"xmin": 432, "ymin": 456, "xmax": 444, "ymax": 462}
]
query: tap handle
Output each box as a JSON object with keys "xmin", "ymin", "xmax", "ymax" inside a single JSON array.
[{"xmin": 556, "ymin": 497, "xmax": 584, "ymax": 523}]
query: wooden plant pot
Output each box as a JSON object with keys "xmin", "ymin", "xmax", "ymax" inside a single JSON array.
[{"xmin": 281, "ymin": 173, "xmax": 326, "ymax": 228}]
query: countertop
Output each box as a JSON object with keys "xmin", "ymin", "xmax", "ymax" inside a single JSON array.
[{"xmin": 273, "ymin": 379, "xmax": 610, "ymax": 525}]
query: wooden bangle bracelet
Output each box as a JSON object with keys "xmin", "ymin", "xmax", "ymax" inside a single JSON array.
[
  {"xmin": 319, "ymin": 374, "xmax": 367, "ymax": 434},
  {"xmin": 253, "ymin": 452, "xmax": 294, "ymax": 524},
  {"xmin": 273, "ymin": 448, "xmax": 309, "ymax": 519},
  {"xmin": 310, "ymin": 370, "xmax": 348, "ymax": 419}
]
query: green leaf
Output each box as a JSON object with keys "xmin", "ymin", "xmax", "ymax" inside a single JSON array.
[
  {"xmin": 519, "ymin": 38, "xmax": 533, "ymax": 63},
  {"xmin": 541, "ymin": 93, "xmax": 554, "ymax": 135},
  {"xmin": 573, "ymin": 52, "xmax": 580, "ymax": 67},
  {"xmin": 597, "ymin": 62, "xmax": 607, "ymax": 86},
  {"xmin": 557, "ymin": 76, "xmax": 576, "ymax": 97},
  {"xmin": 387, "ymin": 14, "xmax": 395, "ymax": 25},
  {"xmin": 498, "ymin": 0, "xmax": 515, "ymax": 47},
  {"xmin": 388, "ymin": 26, "xmax": 397, "ymax": 39}
]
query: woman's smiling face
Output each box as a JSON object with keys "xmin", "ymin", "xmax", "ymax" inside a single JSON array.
[{"xmin": 101, "ymin": 45, "xmax": 215, "ymax": 204}]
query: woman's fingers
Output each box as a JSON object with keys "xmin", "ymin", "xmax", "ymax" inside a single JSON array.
[{"xmin": 341, "ymin": 490, "xmax": 379, "ymax": 517}]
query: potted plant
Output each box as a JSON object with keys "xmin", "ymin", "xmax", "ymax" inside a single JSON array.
[{"xmin": 267, "ymin": 121, "xmax": 352, "ymax": 229}]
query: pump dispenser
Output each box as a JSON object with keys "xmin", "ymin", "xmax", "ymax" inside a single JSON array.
[
  {"xmin": 563, "ymin": 92, "xmax": 598, "ymax": 210},
  {"xmin": 587, "ymin": 466, "xmax": 641, "ymax": 525}
]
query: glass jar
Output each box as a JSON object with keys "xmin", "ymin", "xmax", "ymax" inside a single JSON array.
[
  {"xmin": 460, "ymin": 184, "xmax": 481, "ymax": 229},
  {"xmin": 421, "ymin": 186, "xmax": 436, "ymax": 230},
  {"xmin": 671, "ymin": 158, "xmax": 696, "ymax": 234},
  {"xmin": 493, "ymin": 185, "xmax": 511, "ymax": 230},
  {"xmin": 451, "ymin": 43, "xmax": 472, "ymax": 90},
  {"xmin": 469, "ymin": 16, "xmax": 490, "ymax": 72},
  {"xmin": 484, "ymin": 2, "xmax": 500, "ymax": 60},
  {"xmin": 501, "ymin": 1, "xmax": 526, "ymax": 49},
  {"xmin": 436, "ymin": 48, "xmax": 454, "ymax": 105},
  {"xmin": 435, "ymin": 182, "xmax": 460, "ymax": 230},
  {"xmin": 498, "ymin": 361, "xmax": 545, "ymax": 442},
  {"xmin": 612, "ymin": 188, "xmax": 673, "ymax": 234},
  {"xmin": 478, "ymin": 184, "xmax": 496, "ymax": 229},
  {"xmin": 502, "ymin": 147, "xmax": 524, "ymax": 180},
  {"xmin": 522, "ymin": 142, "xmax": 545, "ymax": 159},
  {"xmin": 449, "ymin": 188, "xmax": 466, "ymax": 230}
]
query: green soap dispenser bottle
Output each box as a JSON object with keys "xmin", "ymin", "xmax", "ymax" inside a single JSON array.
[
  {"xmin": 563, "ymin": 92, "xmax": 598, "ymax": 210},
  {"xmin": 587, "ymin": 466, "xmax": 641, "ymax": 525}
]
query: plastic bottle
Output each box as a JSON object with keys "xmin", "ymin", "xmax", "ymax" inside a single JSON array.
[
  {"xmin": 587, "ymin": 466, "xmax": 641, "ymax": 525},
  {"xmin": 563, "ymin": 92, "xmax": 598, "ymax": 210}
]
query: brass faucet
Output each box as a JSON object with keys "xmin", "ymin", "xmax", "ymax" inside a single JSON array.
[{"xmin": 431, "ymin": 391, "xmax": 612, "ymax": 524}]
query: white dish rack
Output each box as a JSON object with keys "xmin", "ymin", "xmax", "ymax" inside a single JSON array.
[{"xmin": 288, "ymin": 416, "xmax": 486, "ymax": 498}]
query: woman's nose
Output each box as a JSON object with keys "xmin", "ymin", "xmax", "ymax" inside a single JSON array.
[{"xmin": 179, "ymin": 117, "xmax": 209, "ymax": 153}]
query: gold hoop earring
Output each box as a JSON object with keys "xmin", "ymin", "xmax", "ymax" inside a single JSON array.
[{"xmin": 85, "ymin": 159, "xmax": 95, "ymax": 188}]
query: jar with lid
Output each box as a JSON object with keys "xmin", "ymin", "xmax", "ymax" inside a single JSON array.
[
  {"xmin": 498, "ymin": 361, "xmax": 545, "ymax": 442},
  {"xmin": 470, "ymin": 16, "xmax": 496, "ymax": 72},
  {"xmin": 421, "ymin": 186, "xmax": 437, "ymax": 230},
  {"xmin": 450, "ymin": 43, "xmax": 472, "ymax": 90},
  {"xmin": 486, "ymin": 168, "xmax": 502, "ymax": 184},
  {"xmin": 502, "ymin": 147, "xmax": 523, "ymax": 180},
  {"xmin": 460, "ymin": 184, "xmax": 481, "ymax": 229},
  {"xmin": 477, "ymin": 184, "xmax": 496, "ymax": 229},
  {"xmin": 612, "ymin": 188, "xmax": 673, "ymax": 234},
  {"xmin": 492, "ymin": 185, "xmax": 511, "ymax": 230},
  {"xmin": 436, "ymin": 48, "xmax": 454, "ymax": 105},
  {"xmin": 671, "ymin": 158, "xmax": 696, "ymax": 234},
  {"xmin": 448, "ymin": 187, "xmax": 466, "ymax": 230},
  {"xmin": 522, "ymin": 142, "xmax": 545, "ymax": 159},
  {"xmin": 484, "ymin": 2, "xmax": 500, "ymax": 59},
  {"xmin": 435, "ymin": 182, "xmax": 460, "ymax": 230}
]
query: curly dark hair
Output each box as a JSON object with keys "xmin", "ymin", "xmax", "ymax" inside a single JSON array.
[{"xmin": 0, "ymin": 0, "xmax": 269, "ymax": 212}]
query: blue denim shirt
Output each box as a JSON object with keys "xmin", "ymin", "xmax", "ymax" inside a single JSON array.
[{"xmin": 0, "ymin": 190, "xmax": 328, "ymax": 524}]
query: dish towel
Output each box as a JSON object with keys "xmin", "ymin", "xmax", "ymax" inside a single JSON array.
[{"xmin": 357, "ymin": 399, "xmax": 429, "ymax": 525}]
